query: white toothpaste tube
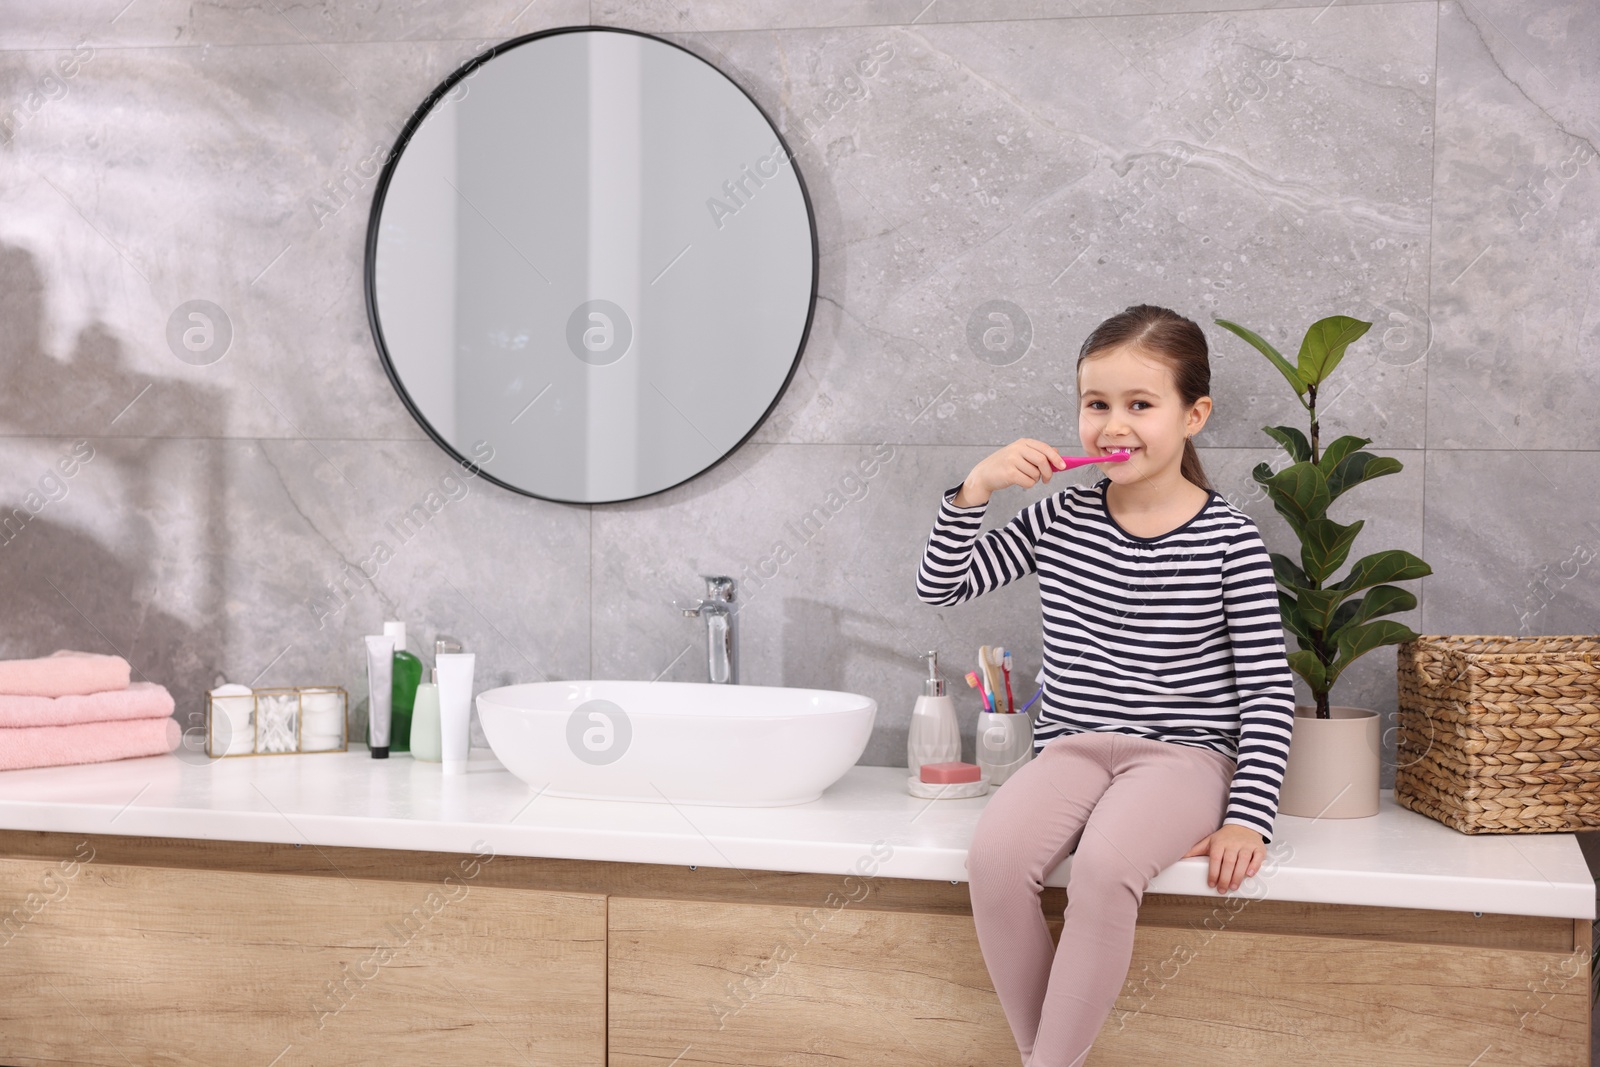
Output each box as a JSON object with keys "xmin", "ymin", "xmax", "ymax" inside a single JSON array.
[{"xmin": 435, "ymin": 652, "xmax": 476, "ymax": 776}]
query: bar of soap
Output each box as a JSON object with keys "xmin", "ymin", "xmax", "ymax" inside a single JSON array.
[{"xmin": 920, "ymin": 761, "xmax": 981, "ymax": 784}]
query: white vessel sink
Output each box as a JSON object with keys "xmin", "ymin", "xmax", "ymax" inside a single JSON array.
[{"xmin": 476, "ymin": 680, "xmax": 877, "ymax": 806}]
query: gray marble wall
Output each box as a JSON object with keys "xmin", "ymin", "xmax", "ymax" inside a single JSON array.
[{"xmin": 1, "ymin": 1, "xmax": 1594, "ymax": 785}]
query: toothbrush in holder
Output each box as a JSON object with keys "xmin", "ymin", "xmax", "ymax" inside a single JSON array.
[
  {"xmin": 965, "ymin": 671, "xmax": 992, "ymax": 713},
  {"xmin": 979, "ymin": 646, "xmax": 1006, "ymax": 714},
  {"xmin": 1001, "ymin": 650, "xmax": 1016, "ymax": 714}
]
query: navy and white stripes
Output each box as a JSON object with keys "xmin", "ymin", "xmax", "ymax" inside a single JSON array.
[{"xmin": 916, "ymin": 478, "xmax": 1296, "ymax": 843}]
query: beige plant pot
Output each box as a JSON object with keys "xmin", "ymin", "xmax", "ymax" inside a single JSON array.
[{"xmin": 1276, "ymin": 705, "xmax": 1381, "ymax": 820}]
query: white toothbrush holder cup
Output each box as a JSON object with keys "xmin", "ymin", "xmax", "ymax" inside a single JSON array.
[{"xmin": 977, "ymin": 711, "xmax": 1033, "ymax": 787}]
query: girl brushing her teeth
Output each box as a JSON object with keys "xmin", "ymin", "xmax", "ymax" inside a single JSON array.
[{"xmin": 915, "ymin": 304, "xmax": 1295, "ymax": 1067}]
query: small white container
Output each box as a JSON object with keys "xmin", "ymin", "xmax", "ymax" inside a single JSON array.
[
  {"xmin": 299, "ymin": 688, "xmax": 347, "ymax": 751},
  {"xmin": 977, "ymin": 709, "xmax": 1033, "ymax": 787},
  {"xmin": 207, "ymin": 684, "xmax": 255, "ymax": 756},
  {"xmin": 906, "ymin": 651, "xmax": 960, "ymax": 781}
]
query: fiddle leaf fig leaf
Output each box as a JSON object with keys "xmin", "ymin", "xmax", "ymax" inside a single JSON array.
[
  {"xmin": 1329, "ymin": 550, "xmax": 1432, "ymax": 598},
  {"xmin": 1296, "ymin": 588, "xmax": 1345, "ymax": 633},
  {"xmin": 1326, "ymin": 451, "xmax": 1404, "ymax": 503},
  {"xmin": 1265, "ymin": 461, "xmax": 1330, "ymax": 537},
  {"xmin": 1326, "ymin": 619, "xmax": 1421, "ymax": 689},
  {"xmin": 1270, "ymin": 551, "xmax": 1311, "ymax": 593},
  {"xmin": 1263, "ymin": 425, "xmax": 1311, "ymax": 464},
  {"xmin": 1330, "ymin": 584, "xmax": 1417, "ymax": 632},
  {"xmin": 1295, "ymin": 315, "xmax": 1372, "ymax": 386},
  {"xmin": 1251, "ymin": 461, "xmax": 1276, "ymax": 487},
  {"xmin": 1278, "ymin": 590, "xmax": 1313, "ymax": 649},
  {"xmin": 1216, "ymin": 318, "xmax": 1307, "ymax": 398},
  {"xmin": 1318, "ymin": 434, "xmax": 1371, "ymax": 471},
  {"xmin": 1287, "ymin": 649, "xmax": 1328, "ymax": 693},
  {"xmin": 1301, "ymin": 517, "xmax": 1366, "ymax": 585}
]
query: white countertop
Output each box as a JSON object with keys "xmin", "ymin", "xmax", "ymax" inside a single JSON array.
[{"xmin": 0, "ymin": 746, "xmax": 1592, "ymax": 920}]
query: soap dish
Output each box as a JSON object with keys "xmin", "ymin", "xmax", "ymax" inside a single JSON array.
[{"xmin": 907, "ymin": 773, "xmax": 990, "ymax": 799}]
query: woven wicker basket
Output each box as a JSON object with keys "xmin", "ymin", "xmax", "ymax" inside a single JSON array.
[{"xmin": 1394, "ymin": 635, "xmax": 1600, "ymax": 834}]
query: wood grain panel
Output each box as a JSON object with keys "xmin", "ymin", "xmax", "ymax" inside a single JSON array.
[
  {"xmin": 609, "ymin": 896, "xmax": 1020, "ymax": 1067},
  {"xmin": 1099, "ymin": 924, "xmax": 1589, "ymax": 1065},
  {"xmin": 0, "ymin": 854, "xmax": 605, "ymax": 1066},
  {"xmin": 0, "ymin": 831, "xmax": 1573, "ymax": 952},
  {"xmin": 609, "ymin": 896, "xmax": 1590, "ymax": 1067}
]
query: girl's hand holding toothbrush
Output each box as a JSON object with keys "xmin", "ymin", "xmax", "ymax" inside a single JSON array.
[{"xmin": 954, "ymin": 439, "xmax": 1127, "ymax": 508}]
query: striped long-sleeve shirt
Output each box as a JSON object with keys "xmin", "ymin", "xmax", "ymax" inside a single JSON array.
[{"xmin": 915, "ymin": 477, "xmax": 1296, "ymax": 843}]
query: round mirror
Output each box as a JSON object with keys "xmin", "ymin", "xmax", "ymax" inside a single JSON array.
[{"xmin": 366, "ymin": 27, "xmax": 818, "ymax": 504}]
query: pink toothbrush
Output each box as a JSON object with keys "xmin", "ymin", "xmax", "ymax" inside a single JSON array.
[{"xmin": 1055, "ymin": 451, "xmax": 1132, "ymax": 470}]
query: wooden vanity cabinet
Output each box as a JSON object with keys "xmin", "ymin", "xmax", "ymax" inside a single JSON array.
[{"xmin": 0, "ymin": 831, "xmax": 1588, "ymax": 1066}]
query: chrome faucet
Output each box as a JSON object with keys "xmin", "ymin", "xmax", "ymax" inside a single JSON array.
[{"xmin": 680, "ymin": 575, "xmax": 738, "ymax": 684}]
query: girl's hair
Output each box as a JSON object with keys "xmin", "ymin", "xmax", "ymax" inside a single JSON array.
[{"xmin": 1076, "ymin": 304, "xmax": 1213, "ymax": 492}]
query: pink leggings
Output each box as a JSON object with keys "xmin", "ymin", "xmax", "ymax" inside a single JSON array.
[{"xmin": 965, "ymin": 729, "xmax": 1236, "ymax": 1067}]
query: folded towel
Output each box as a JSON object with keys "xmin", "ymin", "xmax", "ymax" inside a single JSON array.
[
  {"xmin": 0, "ymin": 650, "xmax": 131, "ymax": 698},
  {"xmin": 0, "ymin": 682, "xmax": 174, "ymax": 729},
  {"xmin": 0, "ymin": 717, "xmax": 177, "ymax": 772}
]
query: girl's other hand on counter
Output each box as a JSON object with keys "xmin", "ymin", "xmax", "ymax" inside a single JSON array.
[{"xmin": 1182, "ymin": 824, "xmax": 1265, "ymax": 894}]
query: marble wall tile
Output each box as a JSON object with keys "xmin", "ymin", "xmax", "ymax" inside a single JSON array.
[
  {"xmin": 0, "ymin": 436, "xmax": 591, "ymax": 746},
  {"xmin": 923, "ymin": 0, "xmax": 1335, "ymax": 17},
  {"xmin": 593, "ymin": 0, "xmax": 1344, "ymax": 33},
  {"xmin": 1426, "ymin": 0, "xmax": 1600, "ymax": 449},
  {"xmin": 0, "ymin": 32, "xmax": 579, "ymax": 443},
  {"xmin": 672, "ymin": 6, "xmax": 1435, "ymax": 456},
  {"xmin": 0, "ymin": 1, "xmax": 588, "ymax": 49},
  {"xmin": 595, "ymin": 0, "xmax": 937, "ymax": 33},
  {"xmin": 1423, "ymin": 448, "xmax": 1600, "ymax": 638}
]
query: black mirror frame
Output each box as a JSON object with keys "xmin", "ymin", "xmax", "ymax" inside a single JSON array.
[{"xmin": 363, "ymin": 24, "xmax": 820, "ymax": 505}]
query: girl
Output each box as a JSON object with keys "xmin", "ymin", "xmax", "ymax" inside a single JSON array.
[{"xmin": 914, "ymin": 304, "xmax": 1295, "ymax": 1066}]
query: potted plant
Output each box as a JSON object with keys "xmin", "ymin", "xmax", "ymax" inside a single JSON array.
[{"xmin": 1214, "ymin": 314, "xmax": 1432, "ymax": 819}]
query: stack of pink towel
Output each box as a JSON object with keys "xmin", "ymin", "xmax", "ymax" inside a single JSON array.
[{"xmin": 0, "ymin": 650, "xmax": 178, "ymax": 771}]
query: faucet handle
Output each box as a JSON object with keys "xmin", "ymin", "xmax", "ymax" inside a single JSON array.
[
  {"xmin": 675, "ymin": 598, "xmax": 705, "ymax": 617},
  {"xmin": 700, "ymin": 575, "xmax": 736, "ymax": 603}
]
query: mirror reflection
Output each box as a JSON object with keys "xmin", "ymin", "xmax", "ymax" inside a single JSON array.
[{"xmin": 368, "ymin": 27, "xmax": 817, "ymax": 503}]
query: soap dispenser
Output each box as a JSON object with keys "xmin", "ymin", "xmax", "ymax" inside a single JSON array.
[{"xmin": 907, "ymin": 650, "xmax": 961, "ymax": 779}]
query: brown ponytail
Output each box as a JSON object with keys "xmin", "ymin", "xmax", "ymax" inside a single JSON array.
[{"xmin": 1076, "ymin": 304, "xmax": 1214, "ymax": 492}]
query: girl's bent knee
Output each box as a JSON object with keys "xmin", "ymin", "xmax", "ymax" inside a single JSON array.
[{"xmin": 965, "ymin": 842, "xmax": 1041, "ymax": 898}]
